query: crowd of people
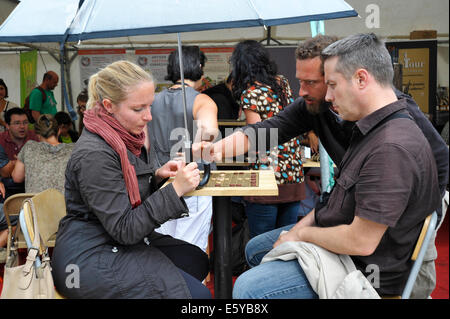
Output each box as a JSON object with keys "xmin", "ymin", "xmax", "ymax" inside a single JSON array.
[
  {"xmin": 0, "ymin": 72, "xmax": 80, "ymax": 258},
  {"xmin": 0, "ymin": 32, "xmax": 448, "ymax": 300}
]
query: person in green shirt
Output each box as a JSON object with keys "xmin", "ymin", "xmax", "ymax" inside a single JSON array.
[{"xmin": 29, "ymin": 71, "xmax": 59, "ymax": 122}]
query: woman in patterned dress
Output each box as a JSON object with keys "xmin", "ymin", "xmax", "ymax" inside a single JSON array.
[{"xmin": 229, "ymin": 40, "xmax": 306, "ymax": 238}]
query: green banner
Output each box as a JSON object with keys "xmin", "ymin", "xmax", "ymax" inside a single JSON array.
[{"xmin": 20, "ymin": 50, "xmax": 38, "ymax": 107}]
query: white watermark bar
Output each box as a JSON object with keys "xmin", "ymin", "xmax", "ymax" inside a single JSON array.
[{"xmin": 166, "ymin": 123, "xmax": 280, "ymax": 166}]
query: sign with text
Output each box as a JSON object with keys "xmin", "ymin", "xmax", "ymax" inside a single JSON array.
[
  {"xmin": 399, "ymin": 48, "xmax": 430, "ymax": 114},
  {"xmin": 78, "ymin": 49, "xmax": 127, "ymax": 89},
  {"xmin": 135, "ymin": 48, "xmax": 175, "ymax": 92}
]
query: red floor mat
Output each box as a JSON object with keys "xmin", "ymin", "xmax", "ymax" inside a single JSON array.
[{"xmin": 431, "ymin": 212, "xmax": 449, "ymax": 299}]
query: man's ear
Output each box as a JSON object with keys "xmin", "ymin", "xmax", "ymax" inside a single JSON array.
[{"xmin": 354, "ymin": 68, "xmax": 370, "ymax": 89}]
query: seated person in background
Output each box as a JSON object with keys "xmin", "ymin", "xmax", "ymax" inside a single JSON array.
[
  {"xmin": 52, "ymin": 60, "xmax": 211, "ymax": 299},
  {"xmin": 230, "ymin": 33, "xmax": 441, "ymax": 299},
  {"xmin": 148, "ymin": 46, "xmax": 218, "ymax": 252},
  {"xmin": 12, "ymin": 114, "xmax": 74, "ymax": 194},
  {"xmin": 0, "ymin": 107, "xmax": 39, "ymax": 198},
  {"xmin": 55, "ymin": 111, "xmax": 79, "ymax": 143}
]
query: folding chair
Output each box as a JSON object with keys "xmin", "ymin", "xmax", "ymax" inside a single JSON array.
[
  {"xmin": 17, "ymin": 189, "xmax": 67, "ymax": 299},
  {"xmin": 19, "ymin": 189, "xmax": 67, "ymax": 253},
  {"xmin": 401, "ymin": 211, "xmax": 438, "ymax": 299}
]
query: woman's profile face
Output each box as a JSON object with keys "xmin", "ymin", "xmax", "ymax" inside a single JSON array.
[
  {"xmin": 0, "ymin": 85, "xmax": 6, "ymax": 99},
  {"xmin": 105, "ymin": 81, "xmax": 155, "ymax": 135}
]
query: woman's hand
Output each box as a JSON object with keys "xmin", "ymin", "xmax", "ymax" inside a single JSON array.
[
  {"xmin": 171, "ymin": 162, "xmax": 200, "ymax": 197},
  {"xmin": 155, "ymin": 160, "xmax": 181, "ymax": 179}
]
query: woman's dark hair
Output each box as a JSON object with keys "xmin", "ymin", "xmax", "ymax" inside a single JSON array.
[
  {"xmin": 77, "ymin": 88, "xmax": 88, "ymax": 103},
  {"xmin": 35, "ymin": 114, "xmax": 58, "ymax": 138},
  {"xmin": 230, "ymin": 40, "xmax": 287, "ymax": 106},
  {"xmin": 0, "ymin": 79, "xmax": 9, "ymax": 98},
  {"xmin": 54, "ymin": 111, "xmax": 73, "ymax": 126},
  {"xmin": 165, "ymin": 46, "xmax": 206, "ymax": 83}
]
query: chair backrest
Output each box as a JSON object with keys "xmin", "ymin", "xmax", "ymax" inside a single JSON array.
[
  {"xmin": 27, "ymin": 189, "xmax": 67, "ymax": 248},
  {"xmin": 401, "ymin": 211, "xmax": 438, "ymax": 299},
  {"xmin": 3, "ymin": 193, "xmax": 36, "ymax": 226}
]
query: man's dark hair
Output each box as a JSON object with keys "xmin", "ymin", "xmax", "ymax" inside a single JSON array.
[
  {"xmin": 295, "ymin": 35, "xmax": 338, "ymax": 75},
  {"xmin": 5, "ymin": 107, "xmax": 27, "ymax": 125},
  {"xmin": 165, "ymin": 46, "xmax": 206, "ymax": 83}
]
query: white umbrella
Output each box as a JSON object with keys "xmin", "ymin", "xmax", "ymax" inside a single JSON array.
[{"xmin": 66, "ymin": 0, "xmax": 357, "ymax": 41}]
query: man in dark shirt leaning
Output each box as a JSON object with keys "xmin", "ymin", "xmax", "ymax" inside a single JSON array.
[{"xmin": 206, "ymin": 34, "xmax": 447, "ymax": 298}]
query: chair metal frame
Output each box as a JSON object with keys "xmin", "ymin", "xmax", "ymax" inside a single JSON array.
[
  {"xmin": 401, "ymin": 211, "xmax": 438, "ymax": 299},
  {"xmin": 2, "ymin": 193, "xmax": 36, "ymax": 259}
]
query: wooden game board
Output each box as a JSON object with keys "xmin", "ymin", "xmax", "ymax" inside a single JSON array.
[
  {"xmin": 163, "ymin": 170, "xmax": 278, "ymax": 197},
  {"xmin": 202, "ymin": 171, "xmax": 258, "ymax": 188}
]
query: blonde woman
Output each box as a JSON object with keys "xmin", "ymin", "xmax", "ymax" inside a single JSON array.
[{"xmin": 51, "ymin": 60, "xmax": 210, "ymax": 299}]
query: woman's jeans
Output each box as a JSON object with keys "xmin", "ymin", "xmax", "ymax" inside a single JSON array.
[
  {"xmin": 232, "ymin": 224, "xmax": 318, "ymax": 299},
  {"xmin": 244, "ymin": 201, "xmax": 300, "ymax": 238}
]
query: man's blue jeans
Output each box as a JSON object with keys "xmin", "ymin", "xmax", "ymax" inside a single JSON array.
[
  {"xmin": 232, "ymin": 224, "xmax": 318, "ymax": 299},
  {"xmin": 244, "ymin": 201, "xmax": 300, "ymax": 238}
]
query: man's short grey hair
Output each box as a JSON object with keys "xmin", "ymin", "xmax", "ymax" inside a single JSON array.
[{"xmin": 321, "ymin": 33, "xmax": 394, "ymax": 87}]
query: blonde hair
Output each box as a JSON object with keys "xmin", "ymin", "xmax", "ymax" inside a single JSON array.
[
  {"xmin": 87, "ymin": 60, "xmax": 154, "ymax": 110},
  {"xmin": 34, "ymin": 114, "xmax": 59, "ymax": 138}
]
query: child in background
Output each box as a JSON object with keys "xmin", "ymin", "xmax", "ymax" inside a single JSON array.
[{"xmin": 55, "ymin": 111, "xmax": 79, "ymax": 143}]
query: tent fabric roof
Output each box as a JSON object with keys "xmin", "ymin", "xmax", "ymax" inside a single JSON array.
[
  {"xmin": 0, "ymin": 0, "xmax": 80, "ymax": 43},
  {"xmin": 0, "ymin": 0, "xmax": 357, "ymax": 43}
]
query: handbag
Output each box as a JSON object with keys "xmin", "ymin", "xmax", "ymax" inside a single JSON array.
[{"xmin": 1, "ymin": 198, "xmax": 55, "ymax": 299}]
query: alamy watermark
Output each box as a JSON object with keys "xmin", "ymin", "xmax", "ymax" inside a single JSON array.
[
  {"xmin": 65, "ymin": 264, "xmax": 80, "ymax": 289},
  {"xmin": 365, "ymin": 4, "xmax": 380, "ymax": 29},
  {"xmin": 168, "ymin": 121, "xmax": 280, "ymax": 168}
]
